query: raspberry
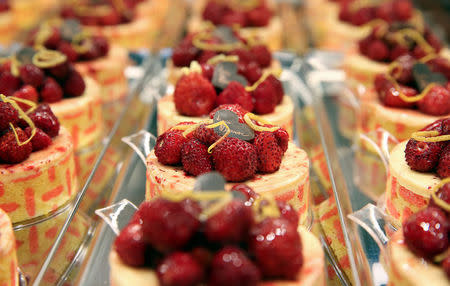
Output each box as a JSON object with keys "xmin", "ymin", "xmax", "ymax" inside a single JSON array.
[
  {"xmin": 254, "ymin": 131, "xmax": 283, "ymax": 173},
  {"xmin": 365, "ymin": 39, "xmax": 389, "ymax": 61},
  {"xmin": 0, "ymin": 128, "xmax": 33, "ymax": 164},
  {"xmin": 241, "ymin": 62, "xmax": 262, "ymax": 84},
  {"xmin": 390, "ymin": 54, "xmax": 414, "ymax": 84},
  {"xmin": 114, "ymin": 223, "xmax": 147, "ymax": 267},
  {"xmin": 212, "ymin": 137, "xmax": 257, "ymax": 182},
  {"xmin": 393, "ymin": 0, "xmax": 412, "ymax": 21},
  {"xmin": 139, "ymin": 199, "xmax": 200, "ymax": 252},
  {"xmin": 0, "ymin": 101, "xmax": 18, "ymax": 131},
  {"xmin": 252, "ymin": 77, "xmax": 277, "ymax": 114},
  {"xmin": 92, "ymin": 36, "xmax": 109, "ymax": 57},
  {"xmin": 27, "ymin": 104, "xmax": 60, "ymax": 138},
  {"xmin": 11, "ymin": 85, "xmax": 39, "ymax": 111},
  {"xmin": 181, "ymin": 138, "xmax": 213, "ymax": 176},
  {"xmin": 250, "ymin": 217, "xmax": 303, "ymax": 279},
  {"xmin": 209, "ymin": 104, "xmax": 249, "ymax": 123},
  {"xmin": 24, "ymin": 127, "xmax": 52, "ymax": 151},
  {"xmin": 19, "ymin": 64, "xmax": 44, "ymax": 88},
  {"xmin": 266, "ymin": 74, "xmax": 284, "ymax": 104},
  {"xmin": 155, "ymin": 129, "xmax": 188, "ymax": 165},
  {"xmin": 49, "ymin": 62, "xmax": 70, "ymax": 80},
  {"xmin": 157, "ymin": 252, "xmax": 204, "ymax": 286},
  {"xmin": 417, "ymin": 85, "xmax": 450, "ymax": 116},
  {"xmin": 443, "ymin": 255, "xmax": 450, "ymax": 279},
  {"xmin": 192, "ymin": 124, "xmax": 219, "ymax": 145},
  {"xmin": 277, "ymin": 201, "xmax": 299, "ymax": 227},
  {"xmin": 216, "ymin": 81, "xmax": 254, "ymax": 111},
  {"xmin": 204, "ymin": 200, "xmax": 253, "ymax": 243},
  {"xmin": 201, "ymin": 63, "xmax": 214, "ymax": 81},
  {"xmin": 246, "ymin": 6, "xmax": 272, "ymax": 27},
  {"xmin": 230, "ymin": 184, "xmax": 258, "ymax": 202},
  {"xmin": 0, "ymin": 71, "xmax": 21, "ymax": 97},
  {"xmin": 202, "ymin": 2, "xmax": 227, "ymax": 25},
  {"xmin": 221, "ymin": 11, "xmax": 247, "ymax": 27},
  {"xmin": 405, "ymin": 139, "xmax": 443, "ymax": 172},
  {"xmin": 209, "ymin": 247, "xmax": 261, "ymax": 286},
  {"xmin": 274, "ymin": 128, "xmax": 289, "ymax": 153},
  {"xmin": 229, "ymin": 48, "xmax": 254, "ymax": 64},
  {"xmin": 40, "ymin": 78, "xmax": 63, "ymax": 103},
  {"xmin": 63, "ymin": 69, "xmax": 86, "ymax": 97},
  {"xmin": 429, "ymin": 183, "xmax": 450, "ymax": 210},
  {"xmin": 389, "ymin": 45, "xmax": 409, "ymax": 61},
  {"xmin": 378, "ymin": 78, "xmax": 417, "ymax": 108},
  {"xmin": 58, "ymin": 42, "xmax": 79, "ymax": 62},
  {"xmin": 437, "ymin": 144, "xmax": 450, "ymax": 178},
  {"xmin": 174, "ymin": 73, "xmax": 217, "ymax": 116},
  {"xmin": 172, "ymin": 44, "xmax": 199, "ymax": 67},
  {"xmin": 250, "ymin": 45, "xmax": 272, "ymax": 68},
  {"xmin": 197, "ymin": 50, "xmax": 217, "ymax": 64},
  {"xmin": 403, "ymin": 207, "xmax": 449, "ymax": 258}
]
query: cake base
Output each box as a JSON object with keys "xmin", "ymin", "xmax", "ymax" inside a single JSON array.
[
  {"xmin": 0, "ymin": 209, "xmax": 18, "ymax": 286},
  {"xmin": 0, "ymin": 12, "xmax": 16, "ymax": 45}
]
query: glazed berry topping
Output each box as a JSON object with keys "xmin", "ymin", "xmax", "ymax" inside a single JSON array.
[
  {"xmin": 174, "ymin": 73, "xmax": 217, "ymax": 116},
  {"xmin": 403, "ymin": 207, "xmax": 449, "ymax": 258},
  {"xmin": 250, "ymin": 217, "xmax": 303, "ymax": 279},
  {"xmin": 0, "ymin": 128, "xmax": 33, "ymax": 164},
  {"xmin": 63, "ymin": 69, "xmax": 86, "ymax": 97},
  {"xmin": 12, "ymin": 85, "xmax": 39, "ymax": 111},
  {"xmin": 204, "ymin": 200, "xmax": 253, "ymax": 244},
  {"xmin": 139, "ymin": 199, "xmax": 201, "ymax": 252},
  {"xmin": 417, "ymin": 85, "xmax": 450, "ymax": 116},
  {"xmin": 216, "ymin": 81, "xmax": 254, "ymax": 112},
  {"xmin": 212, "ymin": 137, "xmax": 258, "ymax": 182},
  {"xmin": 0, "ymin": 101, "xmax": 19, "ymax": 131},
  {"xmin": 274, "ymin": 128, "xmax": 289, "ymax": 153},
  {"xmin": 209, "ymin": 247, "xmax": 261, "ymax": 286},
  {"xmin": 250, "ymin": 45, "xmax": 272, "ymax": 68},
  {"xmin": 266, "ymin": 74, "xmax": 283, "ymax": 104},
  {"xmin": 40, "ymin": 78, "xmax": 63, "ymax": 103},
  {"xmin": 254, "ymin": 131, "xmax": 283, "ymax": 173},
  {"xmin": 155, "ymin": 129, "xmax": 189, "ymax": 165},
  {"xmin": 240, "ymin": 62, "xmax": 263, "ymax": 84},
  {"xmin": 27, "ymin": 104, "xmax": 60, "ymax": 138},
  {"xmin": 405, "ymin": 139, "xmax": 443, "ymax": 172},
  {"xmin": 192, "ymin": 124, "xmax": 219, "ymax": 146},
  {"xmin": 0, "ymin": 71, "xmax": 21, "ymax": 96},
  {"xmin": 157, "ymin": 252, "xmax": 205, "ymax": 286},
  {"xmin": 181, "ymin": 138, "xmax": 213, "ymax": 176},
  {"xmin": 24, "ymin": 127, "xmax": 52, "ymax": 152},
  {"xmin": 252, "ymin": 76, "xmax": 278, "ymax": 114},
  {"xmin": 19, "ymin": 64, "xmax": 45, "ymax": 88},
  {"xmin": 114, "ymin": 223, "xmax": 147, "ymax": 267},
  {"xmin": 172, "ymin": 44, "xmax": 199, "ymax": 67}
]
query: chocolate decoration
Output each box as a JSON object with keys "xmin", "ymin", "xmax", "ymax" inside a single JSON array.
[
  {"xmin": 16, "ymin": 47, "xmax": 36, "ymax": 65},
  {"xmin": 194, "ymin": 172, "xmax": 226, "ymax": 191},
  {"xmin": 212, "ymin": 62, "xmax": 248, "ymax": 90},
  {"xmin": 213, "ymin": 109, "xmax": 254, "ymax": 141},
  {"xmin": 412, "ymin": 62, "xmax": 447, "ymax": 92},
  {"xmin": 213, "ymin": 26, "xmax": 239, "ymax": 44},
  {"xmin": 61, "ymin": 19, "xmax": 82, "ymax": 41}
]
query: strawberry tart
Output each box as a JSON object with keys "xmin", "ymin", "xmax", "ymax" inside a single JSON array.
[
  {"xmin": 28, "ymin": 19, "xmax": 129, "ymax": 130},
  {"xmin": 0, "ymin": 208, "xmax": 18, "ymax": 286},
  {"xmin": 359, "ymin": 55, "xmax": 450, "ymax": 141},
  {"xmin": 386, "ymin": 180, "xmax": 450, "ymax": 285},
  {"xmin": 168, "ymin": 26, "xmax": 281, "ymax": 84},
  {"xmin": 110, "ymin": 186, "xmax": 325, "ymax": 286},
  {"xmin": 157, "ymin": 67, "xmax": 294, "ymax": 138},
  {"xmin": 60, "ymin": 0, "xmax": 167, "ymax": 50},
  {"xmin": 0, "ymin": 98, "xmax": 77, "ymax": 224},
  {"xmin": 148, "ymin": 109, "xmax": 310, "ymax": 224},
  {"xmin": 0, "ymin": 0, "xmax": 15, "ymax": 46},
  {"xmin": 188, "ymin": 0, "xmax": 282, "ymax": 51},
  {"xmin": 0, "ymin": 48, "xmax": 103, "ymax": 151},
  {"xmin": 385, "ymin": 118, "xmax": 449, "ymax": 228}
]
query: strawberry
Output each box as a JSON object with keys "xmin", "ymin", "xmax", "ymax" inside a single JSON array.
[
  {"xmin": 0, "ymin": 101, "xmax": 18, "ymax": 132},
  {"xmin": 114, "ymin": 223, "xmax": 147, "ymax": 267},
  {"xmin": 24, "ymin": 127, "xmax": 52, "ymax": 151},
  {"xmin": 19, "ymin": 64, "xmax": 44, "ymax": 88},
  {"xmin": 366, "ymin": 39, "xmax": 389, "ymax": 61},
  {"xmin": 437, "ymin": 144, "xmax": 450, "ymax": 178},
  {"xmin": 27, "ymin": 104, "xmax": 60, "ymax": 138},
  {"xmin": 0, "ymin": 128, "xmax": 33, "ymax": 164},
  {"xmin": 181, "ymin": 138, "xmax": 213, "ymax": 176},
  {"xmin": 174, "ymin": 73, "xmax": 217, "ymax": 116},
  {"xmin": 202, "ymin": 2, "xmax": 227, "ymax": 25},
  {"xmin": 212, "ymin": 137, "xmax": 257, "ymax": 182},
  {"xmin": 377, "ymin": 76, "xmax": 417, "ymax": 108},
  {"xmin": 193, "ymin": 124, "xmax": 219, "ymax": 145},
  {"xmin": 417, "ymin": 85, "xmax": 450, "ymax": 116},
  {"xmin": 389, "ymin": 54, "xmax": 414, "ymax": 84},
  {"xmin": 172, "ymin": 44, "xmax": 199, "ymax": 67},
  {"xmin": 155, "ymin": 129, "xmax": 188, "ymax": 165},
  {"xmin": 274, "ymin": 128, "xmax": 289, "ymax": 153},
  {"xmin": 246, "ymin": 6, "xmax": 271, "ymax": 27},
  {"xmin": 221, "ymin": 11, "xmax": 247, "ymax": 27},
  {"xmin": 250, "ymin": 45, "xmax": 271, "ymax": 67},
  {"xmin": 40, "ymin": 78, "xmax": 63, "ymax": 103},
  {"xmin": 240, "ymin": 62, "xmax": 262, "ymax": 84},
  {"xmin": 58, "ymin": 42, "xmax": 79, "ymax": 62},
  {"xmin": 11, "ymin": 85, "xmax": 39, "ymax": 111},
  {"xmin": 63, "ymin": 69, "xmax": 86, "ymax": 97},
  {"xmin": 197, "ymin": 50, "xmax": 217, "ymax": 64},
  {"xmin": 252, "ymin": 77, "xmax": 277, "ymax": 114},
  {"xmin": 405, "ymin": 139, "xmax": 444, "ymax": 172},
  {"xmin": 266, "ymin": 75, "xmax": 283, "ymax": 104},
  {"xmin": 0, "ymin": 71, "xmax": 21, "ymax": 97},
  {"xmin": 209, "ymin": 104, "xmax": 249, "ymax": 123},
  {"xmin": 156, "ymin": 252, "xmax": 205, "ymax": 286},
  {"xmin": 254, "ymin": 131, "xmax": 283, "ymax": 173},
  {"xmin": 216, "ymin": 81, "xmax": 254, "ymax": 111}
]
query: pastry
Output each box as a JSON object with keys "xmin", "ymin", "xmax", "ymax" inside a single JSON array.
[
  {"xmin": 147, "ymin": 109, "xmax": 310, "ymax": 224},
  {"xmin": 0, "ymin": 0, "xmax": 16, "ymax": 45},
  {"xmin": 0, "ymin": 98, "xmax": 77, "ymax": 223},
  {"xmin": 385, "ymin": 118, "xmax": 449, "ymax": 227},
  {"xmin": 188, "ymin": 0, "xmax": 282, "ymax": 51},
  {"xmin": 0, "ymin": 208, "xmax": 18, "ymax": 286},
  {"xmin": 12, "ymin": 0, "xmax": 60, "ymax": 30},
  {"xmin": 110, "ymin": 185, "xmax": 325, "ymax": 286},
  {"xmin": 157, "ymin": 66, "xmax": 294, "ymax": 138}
]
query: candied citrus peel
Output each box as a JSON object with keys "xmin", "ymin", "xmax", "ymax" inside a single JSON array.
[
  {"xmin": 0, "ymin": 94, "xmax": 37, "ymax": 146},
  {"xmin": 364, "ymin": 19, "xmax": 389, "ymax": 37},
  {"xmin": 10, "ymin": 56, "xmax": 20, "ymax": 77},
  {"xmin": 245, "ymin": 69, "xmax": 282, "ymax": 92},
  {"xmin": 229, "ymin": 0, "xmax": 260, "ymax": 11},
  {"xmin": 32, "ymin": 49, "xmax": 67, "ymax": 68},
  {"xmin": 34, "ymin": 23, "xmax": 53, "ymax": 48},
  {"xmin": 393, "ymin": 28, "xmax": 435, "ymax": 54},
  {"xmin": 419, "ymin": 53, "xmax": 439, "ymax": 63},
  {"xmin": 192, "ymin": 31, "xmax": 244, "ymax": 52},
  {"xmin": 75, "ymin": 4, "xmax": 113, "ymax": 17},
  {"xmin": 206, "ymin": 54, "xmax": 239, "ymax": 66},
  {"xmin": 205, "ymin": 121, "xmax": 231, "ymax": 153},
  {"xmin": 349, "ymin": 0, "xmax": 378, "ymax": 12},
  {"xmin": 411, "ymin": 130, "xmax": 450, "ymax": 143},
  {"xmin": 244, "ymin": 113, "xmax": 280, "ymax": 132},
  {"xmin": 181, "ymin": 61, "xmax": 203, "ymax": 75},
  {"xmin": 71, "ymin": 31, "xmax": 92, "ymax": 54},
  {"xmin": 430, "ymin": 178, "xmax": 450, "ymax": 212},
  {"xmin": 252, "ymin": 195, "xmax": 281, "ymax": 222},
  {"xmin": 385, "ymin": 73, "xmax": 436, "ymax": 103}
]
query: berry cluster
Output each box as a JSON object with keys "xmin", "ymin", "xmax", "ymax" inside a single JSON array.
[
  {"xmin": 374, "ymin": 55, "xmax": 450, "ymax": 115},
  {"xmin": 404, "ymin": 118, "xmax": 449, "ymax": 178},
  {"xmin": 155, "ymin": 109, "xmax": 289, "ymax": 182},
  {"xmin": 174, "ymin": 72, "xmax": 283, "ymax": 117},
  {"xmin": 28, "ymin": 26, "xmax": 109, "ymax": 63},
  {"xmin": 202, "ymin": 0, "xmax": 272, "ymax": 28},
  {"xmin": 114, "ymin": 185, "xmax": 303, "ymax": 286},
  {"xmin": 402, "ymin": 181, "xmax": 450, "ymax": 279},
  {"xmin": 359, "ymin": 25, "xmax": 442, "ymax": 62},
  {"xmin": 172, "ymin": 33, "xmax": 272, "ymax": 71},
  {"xmin": 0, "ymin": 102, "xmax": 60, "ymax": 164},
  {"xmin": 339, "ymin": 0, "xmax": 413, "ymax": 27},
  {"xmin": 0, "ymin": 56, "xmax": 86, "ymax": 104}
]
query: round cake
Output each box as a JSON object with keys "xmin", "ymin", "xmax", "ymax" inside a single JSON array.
[
  {"xmin": 0, "ymin": 127, "xmax": 78, "ymax": 223},
  {"xmin": 0, "ymin": 208, "xmax": 18, "ymax": 286}
]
